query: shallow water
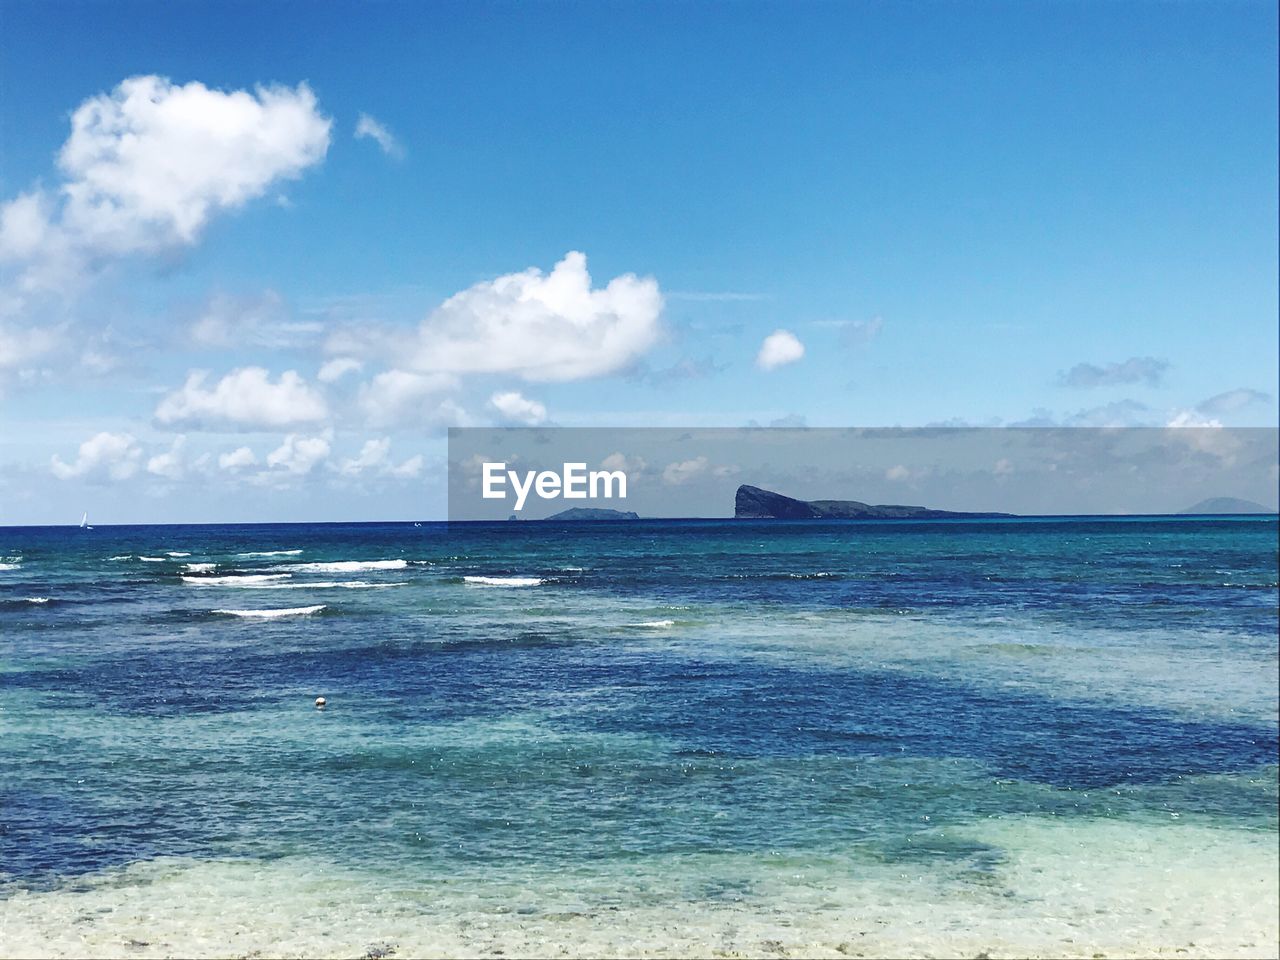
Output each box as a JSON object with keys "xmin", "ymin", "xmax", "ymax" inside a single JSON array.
[{"xmin": 2, "ymin": 517, "xmax": 1277, "ymax": 957}]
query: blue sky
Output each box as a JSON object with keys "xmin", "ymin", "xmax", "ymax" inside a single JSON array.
[{"xmin": 1, "ymin": 0, "xmax": 1276, "ymax": 523}]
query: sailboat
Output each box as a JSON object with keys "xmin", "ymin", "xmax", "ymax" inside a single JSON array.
[{"xmin": 80, "ymin": 511, "xmax": 93, "ymax": 531}]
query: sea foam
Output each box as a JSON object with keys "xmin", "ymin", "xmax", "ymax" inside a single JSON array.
[
  {"xmin": 213, "ymin": 605, "xmax": 325, "ymax": 618},
  {"xmin": 249, "ymin": 580, "xmax": 407, "ymax": 590},
  {"xmin": 283, "ymin": 560, "xmax": 408, "ymax": 573},
  {"xmin": 183, "ymin": 574, "xmax": 293, "ymax": 586},
  {"xmin": 463, "ymin": 576, "xmax": 544, "ymax": 587}
]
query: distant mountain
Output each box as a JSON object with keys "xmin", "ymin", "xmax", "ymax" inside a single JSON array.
[
  {"xmin": 735, "ymin": 484, "xmax": 1014, "ymax": 520},
  {"xmin": 1179, "ymin": 497, "xmax": 1275, "ymax": 515},
  {"xmin": 542, "ymin": 507, "xmax": 640, "ymax": 521}
]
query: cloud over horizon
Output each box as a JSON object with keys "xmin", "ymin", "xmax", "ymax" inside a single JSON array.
[{"xmin": 1060, "ymin": 356, "xmax": 1169, "ymax": 388}]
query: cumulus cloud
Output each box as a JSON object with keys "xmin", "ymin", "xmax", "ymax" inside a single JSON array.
[
  {"xmin": 338, "ymin": 437, "xmax": 423, "ymax": 478},
  {"xmin": 155, "ymin": 367, "xmax": 328, "ymax": 430},
  {"xmin": 358, "ymin": 370, "xmax": 458, "ymax": 427},
  {"xmin": 0, "ymin": 75, "xmax": 331, "ymax": 297},
  {"xmin": 601, "ymin": 452, "xmax": 646, "ymax": 475},
  {"xmin": 343, "ymin": 251, "xmax": 663, "ymax": 383},
  {"xmin": 266, "ymin": 432, "xmax": 331, "ymax": 474},
  {"xmin": 50, "ymin": 431, "xmax": 142, "ymax": 481},
  {"xmin": 489, "ymin": 390, "xmax": 547, "ymax": 425},
  {"xmin": 146, "ymin": 437, "xmax": 187, "ymax": 479},
  {"xmin": 756, "ymin": 329, "xmax": 805, "ymax": 370},
  {"xmin": 354, "ymin": 113, "xmax": 404, "ymax": 159},
  {"xmin": 0, "ymin": 324, "xmax": 62, "ymax": 375},
  {"xmin": 317, "ymin": 356, "xmax": 363, "ymax": 383},
  {"xmin": 218, "ymin": 446, "xmax": 257, "ymax": 471},
  {"xmin": 1060, "ymin": 356, "xmax": 1169, "ymax": 388},
  {"xmin": 1196, "ymin": 388, "xmax": 1271, "ymax": 416},
  {"xmin": 663, "ymin": 456, "xmax": 709, "ymax": 485},
  {"xmin": 1166, "ymin": 410, "xmax": 1223, "ymax": 429}
]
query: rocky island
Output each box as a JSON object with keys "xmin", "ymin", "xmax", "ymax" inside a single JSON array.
[
  {"xmin": 734, "ymin": 484, "xmax": 1014, "ymax": 520},
  {"xmin": 542, "ymin": 507, "xmax": 640, "ymax": 521}
]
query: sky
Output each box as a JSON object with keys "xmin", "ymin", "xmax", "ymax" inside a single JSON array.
[{"xmin": 0, "ymin": 0, "xmax": 1276, "ymax": 524}]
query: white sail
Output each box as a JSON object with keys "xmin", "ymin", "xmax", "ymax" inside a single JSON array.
[{"xmin": 80, "ymin": 511, "xmax": 88, "ymax": 528}]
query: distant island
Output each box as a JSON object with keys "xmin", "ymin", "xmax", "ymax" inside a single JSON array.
[
  {"xmin": 542, "ymin": 507, "xmax": 640, "ymax": 521},
  {"xmin": 735, "ymin": 484, "xmax": 1015, "ymax": 520},
  {"xmin": 1179, "ymin": 497, "xmax": 1275, "ymax": 515}
]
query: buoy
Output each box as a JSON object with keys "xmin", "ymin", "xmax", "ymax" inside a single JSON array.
[{"xmin": 315, "ymin": 696, "xmax": 327, "ymax": 708}]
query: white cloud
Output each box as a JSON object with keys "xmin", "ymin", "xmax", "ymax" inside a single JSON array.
[
  {"xmin": 387, "ymin": 454, "xmax": 423, "ymax": 478},
  {"xmin": 885, "ymin": 464, "xmax": 911, "ymax": 482},
  {"xmin": 489, "ymin": 390, "xmax": 547, "ymax": 425},
  {"xmin": 51, "ymin": 431, "xmax": 141, "ymax": 481},
  {"xmin": 191, "ymin": 290, "xmax": 319, "ymax": 349},
  {"xmin": 317, "ymin": 356, "xmax": 363, "ymax": 383},
  {"xmin": 756, "ymin": 329, "xmax": 805, "ymax": 370},
  {"xmin": 339, "ymin": 437, "xmax": 391, "ymax": 475},
  {"xmin": 354, "ymin": 113, "xmax": 404, "ymax": 159},
  {"xmin": 146, "ymin": 437, "xmax": 187, "ymax": 479},
  {"xmin": 1166, "ymin": 410, "xmax": 1223, "ymax": 429},
  {"xmin": 0, "ymin": 75, "xmax": 331, "ymax": 297},
  {"xmin": 266, "ymin": 432, "xmax": 331, "ymax": 475},
  {"xmin": 0, "ymin": 323, "xmax": 62, "ymax": 374},
  {"xmin": 1061, "ymin": 357, "xmax": 1169, "ymax": 388},
  {"xmin": 218, "ymin": 446, "xmax": 257, "ymax": 471},
  {"xmin": 358, "ymin": 369, "xmax": 458, "ymax": 426},
  {"xmin": 1196, "ymin": 388, "xmax": 1271, "ymax": 416},
  {"xmin": 601, "ymin": 452, "xmax": 646, "ymax": 474},
  {"xmin": 663, "ymin": 456, "xmax": 709, "ymax": 485},
  {"xmin": 155, "ymin": 367, "xmax": 328, "ymax": 430},
  {"xmin": 356, "ymin": 251, "xmax": 662, "ymax": 382},
  {"xmin": 338, "ymin": 437, "xmax": 422, "ymax": 478}
]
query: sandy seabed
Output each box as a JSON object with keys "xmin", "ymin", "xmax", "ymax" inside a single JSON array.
[{"xmin": 2, "ymin": 817, "xmax": 1276, "ymax": 959}]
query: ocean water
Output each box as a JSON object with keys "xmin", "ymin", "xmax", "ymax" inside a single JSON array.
[{"xmin": 1, "ymin": 517, "xmax": 1277, "ymax": 959}]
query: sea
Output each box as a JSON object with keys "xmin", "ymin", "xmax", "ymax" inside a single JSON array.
[{"xmin": 1, "ymin": 516, "xmax": 1277, "ymax": 958}]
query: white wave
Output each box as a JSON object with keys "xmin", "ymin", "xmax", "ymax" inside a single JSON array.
[
  {"xmin": 106, "ymin": 555, "xmax": 132, "ymax": 561},
  {"xmin": 24, "ymin": 597, "xmax": 50, "ymax": 604},
  {"xmin": 166, "ymin": 551, "xmax": 191, "ymax": 557},
  {"xmin": 250, "ymin": 580, "xmax": 407, "ymax": 590},
  {"xmin": 237, "ymin": 549, "xmax": 303, "ymax": 558},
  {"xmin": 0, "ymin": 562, "xmax": 20, "ymax": 571},
  {"xmin": 184, "ymin": 563, "xmax": 217, "ymax": 573},
  {"xmin": 283, "ymin": 560, "xmax": 408, "ymax": 573},
  {"xmin": 138, "ymin": 556, "xmax": 167, "ymax": 563},
  {"xmin": 213, "ymin": 604, "xmax": 325, "ymax": 619},
  {"xmin": 629, "ymin": 619, "xmax": 676, "ymax": 628},
  {"xmin": 183, "ymin": 574, "xmax": 293, "ymax": 586},
  {"xmin": 463, "ymin": 576, "xmax": 544, "ymax": 587}
]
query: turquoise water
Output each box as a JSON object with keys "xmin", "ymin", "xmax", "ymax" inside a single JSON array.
[{"xmin": 1, "ymin": 517, "xmax": 1277, "ymax": 958}]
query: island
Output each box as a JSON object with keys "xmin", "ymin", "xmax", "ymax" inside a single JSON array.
[
  {"xmin": 734, "ymin": 484, "xmax": 1014, "ymax": 520},
  {"xmin": 1179, "ymin": 497, "xmax": 1275, "ymax": 515},
  {"xmin": 542, "ymin": 507, "xmax": 641, "ymax": 521}
]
